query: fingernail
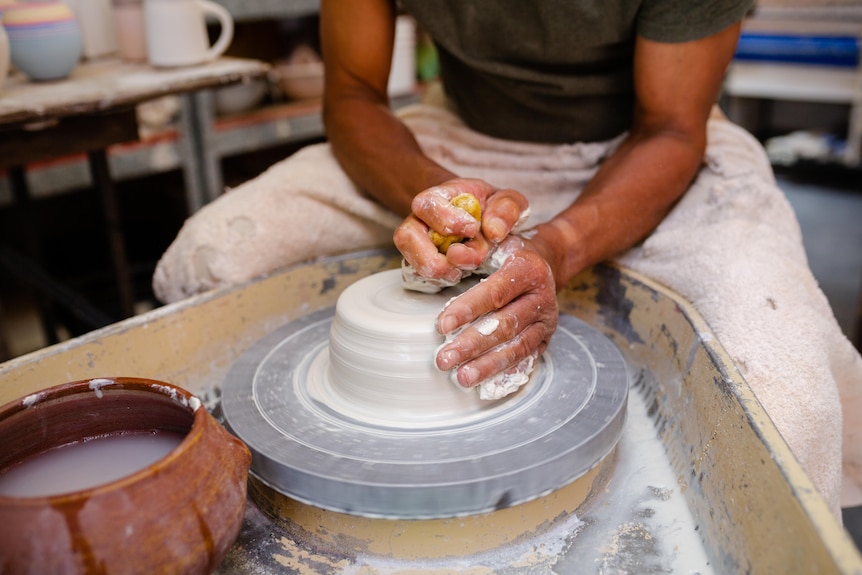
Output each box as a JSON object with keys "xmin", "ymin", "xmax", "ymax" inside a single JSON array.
[
  {"xmin": 485, "ymin": 217, "xmax": 506, "ymax": 241},
  {"xmin": 445, "ymin": 269, "xmax": 463, "ymax": 283},
  {"xmin": 459, "ymin": 365, "xmax": 479, "ymax": 387},
  {"xmin": 437, "ymin": 348, "xmax": 459, "ymax": 370},
  {"xmin": 438, "ymin": 315, "xmax": 458, "ymax": 334},
  {"xmin": 463, "ymin": 221, "xmax": 479, "ymax": 236}
]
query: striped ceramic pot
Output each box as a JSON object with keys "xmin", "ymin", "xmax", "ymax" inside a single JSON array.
[
  {"xmin": 2, "ymin": 1, "xmax": 81, "ymax": 81},
  {"xmin": 0, "ymin": 0, "xmax": 17, "ymax": 16}
]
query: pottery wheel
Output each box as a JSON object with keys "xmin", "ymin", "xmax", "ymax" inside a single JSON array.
[{"xmin": 222, "ymin": 270, "xmax": 628, "ymax": 519}]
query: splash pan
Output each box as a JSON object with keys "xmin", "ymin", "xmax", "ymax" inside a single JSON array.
[{"xmin": 221, "ymin": 269, "xmax": 628, "ymax": 519}]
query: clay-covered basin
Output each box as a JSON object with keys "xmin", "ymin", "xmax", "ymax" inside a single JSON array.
[{"xmin": 0, "ymin": 377, "xmax": 251, "ymax": 574}]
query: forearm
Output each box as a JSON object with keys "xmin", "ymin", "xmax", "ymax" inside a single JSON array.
[
  {"xmin": 323, "ymin": 95, "xmax": 455, "ymax": 217},
  {"xmin": 527, "ymin": 22, "xmax": 741, "ymax": 290},
  {"xmin": 320, "ymin": 0, "xmax": 454, "ymax": 217},
  {"xmin": 529, "ymin": 127, "xmax": 705, "ymax": 289}
]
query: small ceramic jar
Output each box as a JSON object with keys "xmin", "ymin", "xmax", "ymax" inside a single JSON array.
[
  {"xmin": 2, "ymin": 1, "xmax": 82, "ymax": 81},
  {"xmin": 0, "ymin": 377, "xmax": 252, "ymax": 574},
  {"xmin": 112, "ymin": 0, "xmax": 146, "ymax": 61}
]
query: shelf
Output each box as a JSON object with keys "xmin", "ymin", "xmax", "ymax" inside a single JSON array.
[
  {"xmin": 213, "ymin": 100, "xmax": 325, "ymax": 158},
  {"xmin": 0, "ymin": 100, "xmax": 320, "ymax": 203},
  {"xmin": 0, "ymin": 57, "xmax": 269, "ymax": 129},
  {"xmin": 752, "ymin": 5, "xmax": 862, "ymax": 23},
  {"xmin": 726, "ymin": 61, "xmax": 861, "ymax": 104},
  {"xmin": 724, "ymin": 60, "xmax": 862, "ymax": 167},
  {"xmin": 0, "ymin": 92, "xmax": 422, "ymax": 204}
]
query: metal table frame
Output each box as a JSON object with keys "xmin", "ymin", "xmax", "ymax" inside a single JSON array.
[{"xmin": 0, "ymin": 57, "xmax": 269, "ymax": 345}]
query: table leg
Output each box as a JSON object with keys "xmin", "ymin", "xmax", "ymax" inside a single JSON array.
[
  {"xmin": 88, "ymin": 149, "xmax": 135, "ymax": 318},
  {"xmin": 1, "ymin": 166, "xmax": 115, "ymax": 344},
  {"xmin": 179, "ymin": 90, "xmax": 223, "ymax": 213},
  {"xmin": 845, "ymin": 87, "xmax": 862, "ymax": 166},
  {"xmin": 6, "ymin": 166, "xmax": 60, "ymax": 344},
  {"xmin": 0, "ymin": 301, "xmax": 10, "ymax": 362}
]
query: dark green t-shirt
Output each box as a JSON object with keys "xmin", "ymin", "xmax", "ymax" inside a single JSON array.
[{"xmin": 400, "ymin": 0, "xmax": 753, "ymax": 143}]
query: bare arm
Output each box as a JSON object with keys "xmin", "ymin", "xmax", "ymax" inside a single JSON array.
[
  {"xmin": 437, "ymin": 22, "xmax": 744, "ymax": 387},
  {"xmin": 321, "ymin": 0, "xmax": 528, "ymax": 282},
  {"xmin": 528, "ymin": 23, "xmax": 743, "ymax": 287},
  {"xmin": 321, "ymin": 2, "xmax": 742, "ymax": 389},
  {"xmin": 320, "ymin": 0, "xmax": 454, "ymax": 217}
]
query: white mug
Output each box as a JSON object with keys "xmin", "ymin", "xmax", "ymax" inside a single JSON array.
[{"xmin": 143, "ymin": 0, "xmax": 233, "ymax": 67}]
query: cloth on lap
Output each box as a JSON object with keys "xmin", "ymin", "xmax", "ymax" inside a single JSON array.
[{"xmin": 153, "ymin": 103, "xmax": 862, "ymax": 519}]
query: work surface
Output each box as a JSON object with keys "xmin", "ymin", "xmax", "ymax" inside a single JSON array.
[
  {"xmin": 0, "ymin": 57, "xmax": 270, "ymax": 128},
  {"xmin": 0, "ymin": 250, "xmax": 860, "ymax": 573}
]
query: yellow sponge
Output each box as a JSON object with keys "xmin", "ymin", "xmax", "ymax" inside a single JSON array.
[{"xmin": 430, "ymin": 193, "xmax": 482, "ymax": 253}]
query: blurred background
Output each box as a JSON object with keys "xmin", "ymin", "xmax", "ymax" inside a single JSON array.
[{"xmin": 1, "ymin": 0, "xmax": 860, "ymax": 361}]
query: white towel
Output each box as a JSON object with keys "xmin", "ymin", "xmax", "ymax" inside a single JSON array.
[{"xmin": 153, "ymin": 103, "xmax": 862, "ymax": 518}]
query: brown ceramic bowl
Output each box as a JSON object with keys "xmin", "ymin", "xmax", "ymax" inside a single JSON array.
[{"xmin": 0, "ymin": 377, "xmax": 251, "ymax": 574}]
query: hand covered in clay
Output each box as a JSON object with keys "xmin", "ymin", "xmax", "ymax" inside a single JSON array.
[
  {"xmin": 435, "ymin": 235, "xmax": 559, "ymax": 397},
  {"xmin": 394, "ymin": 178, "xmax": 529, "ymax": 293}
]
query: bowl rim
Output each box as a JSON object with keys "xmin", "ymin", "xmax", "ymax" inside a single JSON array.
[
  {"xmin": 1, "ymin": 1, "xmax": 76, "ymax": 27},
  {"xmin": 0, "ymin": 377, "xmax": 207, "ymax": 504}
]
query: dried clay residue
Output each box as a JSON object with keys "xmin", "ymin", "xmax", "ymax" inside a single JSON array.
[{"xmin": 272, "ymin": 536, "xmax": 351, "ymax": 573}]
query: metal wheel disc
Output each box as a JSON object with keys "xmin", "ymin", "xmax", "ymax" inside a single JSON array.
[{"xmin": 222, "ymin": 293, "xmax": 628, "ymax": 519}]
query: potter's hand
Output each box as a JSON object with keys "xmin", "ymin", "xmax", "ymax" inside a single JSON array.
[
  {"xmin": 394, "ymin": 179, "xmax": 529, "ymax": 288},
  {"xmin": 435, "ymin": 236, "xmax": 559, "ymax": 392}
]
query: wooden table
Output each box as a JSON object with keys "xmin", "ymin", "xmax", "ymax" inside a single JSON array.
[{"xmin": 0, "ymin": 56, "xmax": 269, "ymax": 344}]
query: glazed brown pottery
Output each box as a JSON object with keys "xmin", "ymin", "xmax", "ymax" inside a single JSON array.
[{"xmin": 0, "ymin": 377, "xmax": 251, "ymax": 574}]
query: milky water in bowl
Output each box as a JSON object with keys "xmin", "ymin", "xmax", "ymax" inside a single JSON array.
[{"xmin": 0, "ymin": 431, "xmax": 184, "ymax": 498}]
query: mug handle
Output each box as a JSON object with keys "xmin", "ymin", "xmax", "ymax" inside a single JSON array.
[{"xmin": 199, "ymin": 0, "xmax": 234, "ymax": 61}]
